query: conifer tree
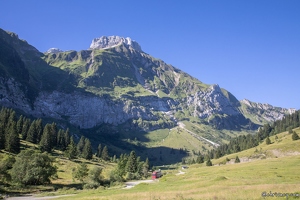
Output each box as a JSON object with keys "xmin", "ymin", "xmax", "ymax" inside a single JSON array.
[
  {"xmin": 235, "ymin": 156, "xmax": 240, "ymax": 163},
  {"xmin": 142, "ymin": 158, "xmax": 150, "ymax": 178},
  {"xmin": 5, "ymin": 109, "xmax": 16, "ymax": 133},
  {"xmin": 21, "ymin": 118, "xmax": 30, "ymax": 140},
  {"xmin": 112, "ymin": 155, "xmax": 117, "ymax": 163},
  {"xmin": 64, "ymin": 136, "xmax": 77, "ymax": 160},
  {"xmin": 96, "ymin": 144, "xmax": 102, "ymax": 158},
  {"xmin": 40, "ymin": 124, "xmax": 52, "ymax": 153},
  {"xmin": 101, "ymin": 145, "xmax": 109, "ymax": 161},
  {"xmin": 266, "ymin": 137, "xmax": 271, "ymax": 145},
  {"xmin": 50, "ymin": 122, "xmax": 57, "ymax": 147},
  {"xmin": 5, "ymin": 121, "xmax": 20, "ymax": 154},
  {"xmin": 16, "ymin": 115, "xmax": 24, "ymax": 135},
  {"xmin": 196, "ymin": 154, "xmax": 204, "ymax": 164},
  {"xmin": 206, "ymin": 158, "xmax": 212, "ymax": 166},
  {"xmin": 191, "ymin": 158, "xmax": 196, "ymax": 164},
  {"xmin": 73, "ymin": 163, "xmax": 88, "ymax": 183},
  {"xmin": 0, "ymin": 124, "xmax": 5, "ymax": 150},
  {"xmin": 26, "ymin": 120, "xmax": 37, "ymax": 143},
  {"xmin": 35, "ymin": 119, "xmax": 43, "ymax": 143},
  {"xmin": 57, "ymin": 129, "xmax": 62, "ymax": 148},
  {"xmin": 77, "ymin": 136, "xmax": 86, "ymax": 156},
  {"xmin": 126, "ymin": 151, "xmax": 137, "ymax": 173},
  {"xmin": 63, "ymin": 128, "xmax": 70, "ymax": 149},
  {"xmin": 82, "ymin": 138, "xmax": 93, "ymax": 160},
  {"xmin": 292, "ymin": 132, "xmax": 299, "ymax": 141},
  {"xmin": 114, "ymin": 153, "xmax": 128, "ymax": 179}
]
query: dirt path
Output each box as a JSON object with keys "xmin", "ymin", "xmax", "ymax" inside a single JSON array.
[
  {"xmin": 175, "ymin": 170, "xmax": 185, "ymax": 175},
  {"xmin": 7, "ymin": 194, "xmax": 74, "ymax": 200},
  {"xmin": 177, "ymin": 122, "xmax": 219, "ymax": 147},
  {"xmin": 124, "ymin": 179, "xmax": 156, "ymax": 189}
]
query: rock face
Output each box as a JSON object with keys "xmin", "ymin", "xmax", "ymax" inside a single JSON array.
[
  {"xmin": 89, "ymin": 36, "xmax": 142, "ymax": 51},
  {"xmin": 240, "ymin": 99, "xmax": 296, "ymax": 124},
  {"xmin": 187, "ymin": 84, "xmax": 240, "ymax": 118},
  {"xmin": 32, "ymin": 91, "xmax": 176, "ymax": 129},
  {"xmin": 0, "ymin": 77, "xmax": 31, "ymax": 111}
]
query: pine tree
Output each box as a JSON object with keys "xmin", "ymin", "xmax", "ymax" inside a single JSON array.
[
  {"xmin": 21, "ymin": 118, "xmax": 30, "ymax": 140},
  {"xmin": 40, "ymin": 124, "xmax": 52, "ymax": 153},
  {"xmin": 292, "ymin": 132, "xmax": 299, "ymax": 141},
  {"xmin": 16, "ymin": 115, "xmax": 24, "ymax": 135},
  {"xmin": 96, "ymin": 144, "xmax": 102, "ymax": 158},
  {"xmin": 26, "ymin": 120, "xmax": 37, "ymax": 143},
  {"xmin": 196, "ymin": 155, "xmax": 204, "ymax": 164},
  {"xmin": 77, "ymin": 136, "xmax": 86, "ymax": 156},
  {"xmin": 63, "ymin": 129, "xmax": 70, "ymax": 149},
  {"xmin": 191, "ymin": 158, "xmax": 196, "ymax": 164},
  {"xmin": 82, "ymin": 138, "xmax": 93, "ymax": 160},
  {"xmin": 0, "ymin": 124, "xmax": 5, "ymax": 150},
  {"xmin": 73, "ymin": 163, "xmax": 89, "ymax": 183},
  {"xmin": 50, "ymin": 122, "xmax": 57, "ymax": 147},
  {"xmin": 5, "ymin": 121, "xmax": 20, "ymax": 154},
  {"xmin": 266, "ymin": 137, "xmax": 271, "ymax": 145},
  {"xmin": 235, "ymin": 156, "xmax": 240, "ymax": 163},
  {"xmin": 206, "ymin": 158, "xmax": 212, "ymax": 166},
  {"xmin": 101, "ymin": 145, "xmax": 109, "ymax": 161},
  {"xmin": 125, "ymin": 151, "xmax": 137, "ymax": 173},
  {"xmin": 116, "ymin": 154, "xmax": 128, "ymax": 177},
  {"xmin": 56, "ymin": 129, "xmax": 63, "ymax": 149},
  {"xmin": 5, "ymin": 109, "xmax": 16, "ymax": 134},
  {"xmin": 112, "ymin": 155, "xmax": 117, "ymax": 163},
  {"xmin": 64, "ymin": 136, "xmax": 77, "ymax": 160},
  {"xmin": 35, "ymin": 119, "xmax": 43, "ymax": 143},
  {"xmin": 142, "ymin": 158, "xmax": 150, "ymax": 178}
]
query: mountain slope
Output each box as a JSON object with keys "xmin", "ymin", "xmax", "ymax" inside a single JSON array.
[
  {"xmin": 239, "ymin": 99, "xmax": 296, "ymax": 125},
  {"xmin": 0, "ymin": 28, "xmax": 295, "ymax": 151}
]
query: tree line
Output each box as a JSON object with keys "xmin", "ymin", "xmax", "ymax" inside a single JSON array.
[
  {"xmin": 0, "ymin": 107, "xmax": 112, "ymax": 162},
  {"xmin": 206, "ymin": 110, "xmax": 300, "ymax": 160},
  {"xmin": 0, "ymin": 106, "xmax": 152, "ymax": 187}
]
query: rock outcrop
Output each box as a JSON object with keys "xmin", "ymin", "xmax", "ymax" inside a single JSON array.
[
  {"xmin": 46, "ymin": 48, "xmax": 63, "ymax": 54},
  {"xmin": 89, "ymin": 36, "xmax": 142, "ymax": 52}
]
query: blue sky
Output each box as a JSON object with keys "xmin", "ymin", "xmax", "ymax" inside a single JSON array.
[{"xmin": 1, "ymin": 0, "xmax": 299, "ymax": 109}]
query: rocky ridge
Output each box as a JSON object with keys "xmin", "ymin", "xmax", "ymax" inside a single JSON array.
[
  {"xmin": 89, "ymin": 36, "xmax": 142, "ymax": 52},
  {"xmin": 240, "ymin": 99, "xmax": 296, "ymax": 124}
]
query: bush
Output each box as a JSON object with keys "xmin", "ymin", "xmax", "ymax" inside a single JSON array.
[
  {"xmin": 235, "ymin": 156, "xmax": 240, "ymax": 163},
  {"xmin": 265, "ymin": 137, "xmax": 271, "ymax": 145},
  {"xmin": 83, "ymin": 181, "xmax": 100, "ymax": 189},
  {"xmin": 206, "ymin": 159, "xmax": 212, "ymax": 166},
  {"xmin": 292, "ymin": 132, "xmax": 299, "ymax": 141},
  {"xmin": 10, "ymin": 149, "xmax": 57, "ymax": 185},
  {"xmin": 72, "ymin": 163, "xmax": 88, "ymax": 183}
]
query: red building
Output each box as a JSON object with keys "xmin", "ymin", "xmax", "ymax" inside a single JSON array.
[{"xmin": 151, "ymin": 170, "xmax": 162, "ymax": 179}]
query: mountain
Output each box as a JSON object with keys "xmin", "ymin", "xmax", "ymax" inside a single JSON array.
[
  {"xmin": 0, "ymin": 28, "xmax": 295, "ymax": 158},
  {"xmin": 239, "ymin": 99, "xmax": 296, "ymax": 125}
]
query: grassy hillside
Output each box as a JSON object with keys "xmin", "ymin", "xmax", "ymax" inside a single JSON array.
[
  {"xmin": 52, "ymin": 128, "xmax": 300, "ymax": 200},
  {"xmin": 0, "ymin": 139, "xmax": 116, "ymax": 195}
]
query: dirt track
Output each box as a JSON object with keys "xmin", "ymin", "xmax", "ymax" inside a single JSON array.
[{"xmin": 7, "ymin": 194, "xmax": 74, "ymax": 200}]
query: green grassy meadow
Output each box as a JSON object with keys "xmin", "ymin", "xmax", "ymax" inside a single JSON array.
[{"xmin": 52, "ymin": 128, "xmax": 300, "ymax": 200}]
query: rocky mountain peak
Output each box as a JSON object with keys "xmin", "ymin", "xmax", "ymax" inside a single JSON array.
[
  {"xmin": 89, "ymin": 36, "xmax": 142, "ymax": 51},
  {"xmin": 46, "ymin": 48, "xmax": 63, "ymax": 54}
]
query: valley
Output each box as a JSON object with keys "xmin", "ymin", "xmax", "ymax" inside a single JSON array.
[
  {"xmin": 1, "ymin": 127, "xmax": 298, "ymax": 200},
  {"xmin": 0, "ymin": 28, "xmax": 299, "ymax": 200}
]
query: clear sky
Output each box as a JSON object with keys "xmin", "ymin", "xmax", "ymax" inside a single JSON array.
[{"xmin": 1, "ymin": 0, "xmax": 299, "ymax": 109}]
